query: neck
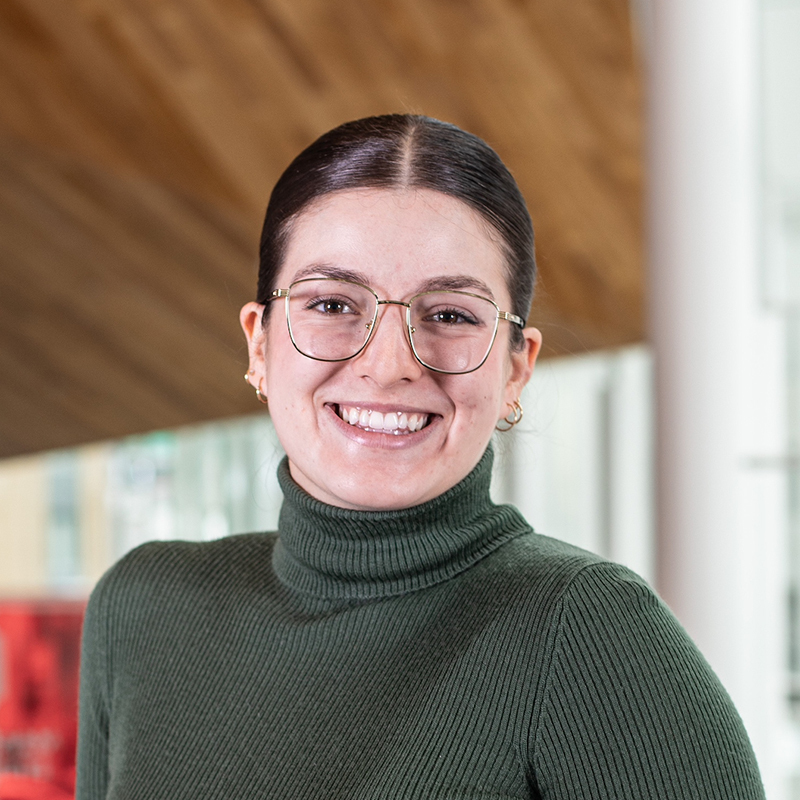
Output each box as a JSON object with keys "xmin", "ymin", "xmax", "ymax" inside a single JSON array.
[{"xmin": 272, "ymin": 446, "xmax": 530, "ymax": 602}]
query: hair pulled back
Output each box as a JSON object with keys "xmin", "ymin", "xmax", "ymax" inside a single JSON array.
[{"xmin": 257, "ymin": 114, "xmax": 535, "ymax": 347}]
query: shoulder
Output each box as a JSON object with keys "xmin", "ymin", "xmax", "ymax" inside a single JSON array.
[
  {"xmin": 477, "ymin": 528, "xmax": 624, "ymax": 606},
  {"xmin": 473, "ymin": 529, "xmax": 693, "ymax": 665},
  {"xmin": 527, "ymin": 555, "xmax": 764, "ymax": 797},
  {"xmin": 494, "ymin": 535, "xmax": 677, "ymax": 653},
  {"xmin": 528, "ymin": 552, "xmax": 730, "ymax": 728},
  {"xmin": 100, "ymin": 532, "xmax": 277, "ymax": 588},
  {"xmin": 452, "ymin": 529, "xmax": 658, "ymax": 654},
  {"xmin": 473, "ymin": 529, "xmax": 719, "ymax": 692},
  {"xmin": 85, "ymin": 533, "xmax": 279, "ymax": 627}
]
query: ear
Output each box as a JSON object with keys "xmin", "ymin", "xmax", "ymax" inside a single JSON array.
[
  {"xmin": 503, "ymin": 326, "xmax": 542, "ymax": 409},
  {"xmin": 240, "ymin": 302, "xmax": 268, "ymax": 390}
]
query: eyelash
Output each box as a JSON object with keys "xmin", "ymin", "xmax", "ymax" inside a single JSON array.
[
  {"xmin": 306, "ymin": 296, "xmax": 359, "ymax": 314},
  {"xmin": 425, "ymin": 307, "xmax": 480, "ymax": 325}
]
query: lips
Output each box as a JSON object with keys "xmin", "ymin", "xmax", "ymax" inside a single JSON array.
[{"xmin": 335, "ymin": 404, "xmax": 430, "ymax": 434}]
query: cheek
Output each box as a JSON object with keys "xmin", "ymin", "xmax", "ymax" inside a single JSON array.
[
  {"xmin": 444, "ymin": 371, "xmax": 505, "ymax": 427},
  {"xmin": 262, "ymin": 316, "xmax": 294, "ymax": 382},
  {"xmin": 265, "ymin": 344, "xmax": 342, "ymax": 412}
]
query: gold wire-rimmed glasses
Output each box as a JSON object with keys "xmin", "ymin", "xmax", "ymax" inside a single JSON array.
[{"xmin": 268, "ymin": 277, "xmax": 524, "ymax": 375}]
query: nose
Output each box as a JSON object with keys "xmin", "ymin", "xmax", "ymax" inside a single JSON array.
[{"xmin": 353, "ymin": 302, "xmax": 424, "ymax": 386}]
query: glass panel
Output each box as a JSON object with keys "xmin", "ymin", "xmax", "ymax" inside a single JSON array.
[
  {"xmin": 47, "ymin": 452, "xmax": 81, "ymax": 589},
  {"xmin": 107, "ymin": 416, "xmax": 284, "ymax": 559}
]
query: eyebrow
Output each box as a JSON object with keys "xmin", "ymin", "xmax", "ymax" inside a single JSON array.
[
  {"xmin": 291, "ymin": 264, "xmax": 371, "ymax": 284},
  {"xmin": 289, "ymin": 264, "xmax": 495, "ymax": 299},
  {"xmin": 415, "ymin": 275, "xmax": 495, "ymax": 298}
]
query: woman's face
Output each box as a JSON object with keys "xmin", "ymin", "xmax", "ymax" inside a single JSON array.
[{"xmin": 241, "ymin": 188, "xmax": 541, "ymax": 511}]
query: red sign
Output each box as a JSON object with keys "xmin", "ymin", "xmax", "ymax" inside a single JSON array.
[{"xmin": 0, "ymin": 602, "xmax": 85, "ymax": 800}]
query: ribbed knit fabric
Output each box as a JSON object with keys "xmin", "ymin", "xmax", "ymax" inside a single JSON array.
[{"xmin": 76, "ymin": 448, "xmax": 765, "ymax": 799}]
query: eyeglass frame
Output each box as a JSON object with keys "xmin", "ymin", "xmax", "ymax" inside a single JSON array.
[{"xmin": 267, "ymin": 276, "xmax": 526, "ymax": 375}]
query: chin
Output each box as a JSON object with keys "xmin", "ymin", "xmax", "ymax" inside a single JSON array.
[{"xmin": 289, "ymin": 458, "xmax": 446, "ymax": 511}]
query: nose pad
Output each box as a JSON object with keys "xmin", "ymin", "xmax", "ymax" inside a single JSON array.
[{"xmin": 355, "ymin": 303, "xmax": 422, "ymax": 383}]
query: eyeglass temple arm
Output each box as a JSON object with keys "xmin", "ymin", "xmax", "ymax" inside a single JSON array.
[{"xmin": 499, "ymin": 311, "xmax": 525, "ymax": 328}]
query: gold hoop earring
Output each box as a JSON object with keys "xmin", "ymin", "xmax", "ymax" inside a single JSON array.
[
  {"xmin": 244, "ymin": 373, "xmax": 268, "ymax": 405},
  {"xmin": 495, "ymin": 399, "xmax": 523, "ymax": 432}
]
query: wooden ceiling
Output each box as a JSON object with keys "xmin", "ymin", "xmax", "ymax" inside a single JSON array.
[{"xmin": 0, "ymin": 0, "xmax": 644, "ymax": 459}]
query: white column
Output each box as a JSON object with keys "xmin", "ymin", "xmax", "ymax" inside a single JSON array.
[{"xmin": 647, "ymin": 0, "xmax": 784, "ymax": 789}]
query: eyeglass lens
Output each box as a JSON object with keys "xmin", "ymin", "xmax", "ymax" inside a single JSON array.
[{"xmin": 285, "ymin": 279, "xmax": 499, "ymax": 373}]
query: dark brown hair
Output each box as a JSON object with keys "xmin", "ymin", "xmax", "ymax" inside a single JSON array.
[{"xmin": 257, "ymin": 114, "xmax": 535, "ymax": 347}]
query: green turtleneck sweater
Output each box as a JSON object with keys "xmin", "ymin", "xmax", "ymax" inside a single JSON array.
[{"xmin": 76, "ymin": 448, "xmax": 764, "ymax": 799}]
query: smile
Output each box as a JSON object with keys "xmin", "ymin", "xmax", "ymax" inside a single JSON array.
[{"xmin": 335, "ymin": 404, "xmax": 431, "ymax": 434}]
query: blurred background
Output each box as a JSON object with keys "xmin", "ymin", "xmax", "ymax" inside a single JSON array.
[{"xmin": 0, "ymin": 0, "xmax": 797, "ymax": 796}]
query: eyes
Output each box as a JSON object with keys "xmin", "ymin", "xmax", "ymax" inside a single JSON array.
[
  {"xmin": 425, "ymin": 307, "xmax": 479, "ymax": 326},
  {"xmin": 305, "ymin": 294, "xmax": 481, "ymax": 326},
  {"xmin": 306, "ymin": 296, "xmax": 358, "ymax": 315}
]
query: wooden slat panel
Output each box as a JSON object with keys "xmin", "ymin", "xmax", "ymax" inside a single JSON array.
[{"xmin": 0, "ymin": 136, "xmax": 258, "ymax": 455}]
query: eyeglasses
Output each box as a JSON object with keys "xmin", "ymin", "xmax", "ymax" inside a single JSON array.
[{"xmin": 268, "ymin": 277, "xmax": 524, "ymax": 375}]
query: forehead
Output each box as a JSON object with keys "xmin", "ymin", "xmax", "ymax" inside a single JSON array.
[{"xmin": 277, "ymin": 188, "xmax": 509, "ymax": 299}]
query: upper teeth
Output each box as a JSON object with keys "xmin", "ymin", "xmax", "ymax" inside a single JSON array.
[{"xmin": 338, "ymin": 405, "xmax": 429, "ymax": 433}]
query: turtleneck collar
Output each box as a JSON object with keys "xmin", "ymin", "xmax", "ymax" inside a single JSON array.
[{"xmin": 272, "ymin": 446, "xmax": 530, "ymax": 602}]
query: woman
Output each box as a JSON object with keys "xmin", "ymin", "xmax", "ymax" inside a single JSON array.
[{"xmin": 77, "ymin": 115, "xmax": 764, "ymax": 799}]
